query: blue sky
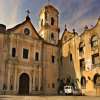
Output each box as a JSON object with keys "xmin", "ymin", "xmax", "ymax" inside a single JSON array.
[{"xmin": 0, "ymin": 0, "xmax": 100, "ymax": 34}]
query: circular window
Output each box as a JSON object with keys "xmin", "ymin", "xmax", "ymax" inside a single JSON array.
[{"xmin": 24, "ymin": 28, "xmax": 30, "ymax": 35}]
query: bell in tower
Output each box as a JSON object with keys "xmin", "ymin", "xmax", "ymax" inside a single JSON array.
[{"xmin": 39, "ymin": 3, "xmax": 59, "ymax": 45}]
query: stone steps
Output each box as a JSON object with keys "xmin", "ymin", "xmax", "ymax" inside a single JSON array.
[{"xmin": 0, "ymin": 95, "xmax": 100, "ymax": 100}]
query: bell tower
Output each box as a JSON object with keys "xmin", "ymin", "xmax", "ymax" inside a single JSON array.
[{"xmin": 39, "ymin": 4, "xmax": 59, "ymax": 45}]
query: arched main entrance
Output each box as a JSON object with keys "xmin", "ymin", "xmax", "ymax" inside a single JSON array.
[
  {"xmin": 19, "ymin": 73, "xmax": 29, "ymax": 95},
  {"xmin": 93, "ymin": 73, "xmax": 100, "ymax": 96}
]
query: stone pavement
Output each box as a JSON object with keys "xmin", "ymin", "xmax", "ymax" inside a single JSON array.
[{"xmin": 0, "ymin": 95, "xmax": 100, "ymax": 100}]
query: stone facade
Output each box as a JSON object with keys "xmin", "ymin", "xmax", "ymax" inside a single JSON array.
[
  {"xmin": 61, "ymin": 19, "xmax": 100, "ymax": 96},
  {"xmin": 0, "ymin": 4, "xmax": 100, "ymax": 96}
]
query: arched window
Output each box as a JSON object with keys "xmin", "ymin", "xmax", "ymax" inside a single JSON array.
[
  {"xmin": 93, "ymin": 73, "xmax": 100, "ymax": 86},
  {"xmin": 69, "ymin": 53, "xmax": 72, "ymax": 62},
  {"xmin": 80, "ymin": 58, "xmax": 85, "ymax": 71},
  {"xmin": 91, "ymin": 35, "xmax": 98, "ymax": 47},
  {"xmin": 51, "ymin": 33, "xmax": 54, "ymax": 40},
  {"xmin": 41, "ymin": 19, "xmax": 43, "ymax": 27},
  {"xmin": 51, "ymin": 17, "xmax": 54, "ymax": 25},
  {"xmin": 45, "ymin": 11, "xmax": 47, "ymax": 20},
  {"xmin": 92, "ymin": 53, "xmax": 99, "ymax": 65},
  {"xmin": 81, "ymin": 76, "xmax": 86, "ymax": 88},
  {"xmin": 79, "ymin": 42, "xmax": 84, "ymax": 53}
]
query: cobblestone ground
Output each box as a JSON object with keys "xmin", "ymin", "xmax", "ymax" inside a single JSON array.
[{"xmin": 0, "ymin": 96, "xmax": 100, "ymax": 100}]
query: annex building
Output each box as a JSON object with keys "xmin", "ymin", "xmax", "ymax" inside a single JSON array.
[{"xmin": 0, "ymin": 4, "xmax": 100, "ymax": 96}]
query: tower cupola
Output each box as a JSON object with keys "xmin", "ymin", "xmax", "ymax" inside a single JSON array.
[{"xmin": 39, "ymin": 4, "xmax": 59, "ymax": 45}]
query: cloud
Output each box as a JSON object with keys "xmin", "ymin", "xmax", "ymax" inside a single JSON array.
[
  {"xmin": 71, "ymin": 17, "xmax": 97, "ymax": 33},
  {"xmin": 71, "ymin": 0, "xmax": 100, "ymax": 33},
  {"xmin": 0, "ymin": 0, "xmax": 21, "ymax": 28},
  {"xmin": 0, "ymin": 0, "xmax": 6, "ymax": 23},
  {"xmin": 0, "ymin": 0, "xmax": 99, "ymax": 34},
  {"xmin": 67, "ymin": 0, "xmax": 94, "ymax": 24},
  {"xmin": 59, "ymin": 0, "xmax": 100, "ymax": 33},
  {"xmin": 10, "ymin": 0, "xmax": 20, "ymax": 23}
]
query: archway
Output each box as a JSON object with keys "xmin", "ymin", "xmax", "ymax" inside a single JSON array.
[
  {"xmin": 93, "ymin": 73, "xmax": 100, "ymax": 85},
  {"xmin": 81, "ymin": 76, "xmax": 86, "ymax": 88},
  {"xmin": 19, "ymin": 73, "xmax": 29, "ymax": 95},
  {"xmin": 93, "ymin": 73, "xmax": 100, "ymax": 96}
]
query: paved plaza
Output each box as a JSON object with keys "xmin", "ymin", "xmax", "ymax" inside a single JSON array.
[{"xmin": 0, "ymin": 96, "xmax": 100, "ymax": 100}]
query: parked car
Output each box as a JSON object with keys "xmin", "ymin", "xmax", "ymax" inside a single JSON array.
[
  {"xmin": 72, "ymin": 89, "xmax": 82, "ymax": 96},
  {"xmin": 64, "ymin": 85, "xmax": 73, "ymax": 95}
]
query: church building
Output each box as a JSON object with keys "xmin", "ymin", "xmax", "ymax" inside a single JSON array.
[{"xmin": 0, "ymin": 3, "xmax": 100, "ymax": 96}]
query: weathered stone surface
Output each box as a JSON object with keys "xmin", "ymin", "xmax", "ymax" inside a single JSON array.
[{"xmin": 0, "ymin": 96, "xmax": 100, "ymax": 100}]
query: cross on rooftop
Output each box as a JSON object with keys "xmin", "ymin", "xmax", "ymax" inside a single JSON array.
[{"xmin": 26, "ymin": 9, "xmax": 30, "ymax": 16}]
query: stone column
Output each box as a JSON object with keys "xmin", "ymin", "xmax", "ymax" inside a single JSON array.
[
  {"xmin": 33, "ymin": 67, "xmax": 36, "ymax": 91},
  {"xmin": 38, "ymin": 67, "xmax": 41, "ymax": 91},
  {"xmin": 7, "ymin": 65, "xmax": 11, "ymax": 90},
  {"xmin": 14, "ymin": 68, "xmax": 17, "ymax": 91},
  {"xmin": 0, "ymin": 65, "xmax": 3, "ymax": 90}
]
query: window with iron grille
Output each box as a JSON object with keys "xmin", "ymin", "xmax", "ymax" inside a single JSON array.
[
  {"xmin": 12, "ymin": 48, "xmax": 16, "ymax": 57},
  {"xmin": 51, "ymin": 33, "xmax": 54, "ymax": 40},
  {"xmin": 79, "ymin": 42, "xmax": 84, "ymax": 54},
  {"xmin": 91, "ymin": 35, "xmax": 98, "ymax": 47},
  {"xmin": 51, "ymin": 17, "xmax": 54, "ymax": 25},
  {"xmin": 52, "ymin": 56, "xmax": 55, "ymax": 63},
  {"xmin": 35, "ymin": 52, "xmax": 39, "ymax": 61},
  {"xmin": 23, "ymin": 48, "xmax": 29, "ymax": 59},
  {"xmin": 80, "ymin": 58, "xmax": 85, "ymax": 71},
  {"xmin": 70, "ymin": 53, "xmax": 72, "ymax": 62},
  {"xmin": 92, "ymin": 53, "xmax": 99, "ymax": 65}
]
